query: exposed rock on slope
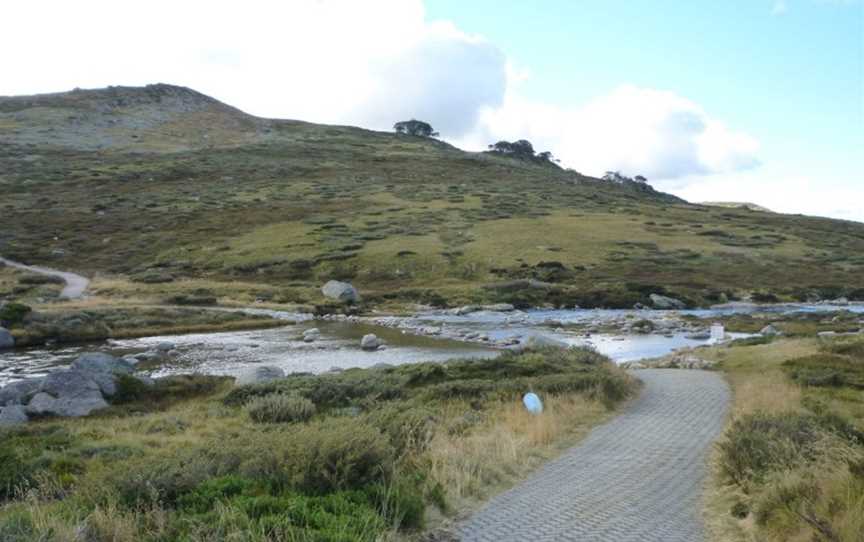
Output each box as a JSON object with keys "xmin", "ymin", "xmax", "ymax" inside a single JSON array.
[{"xmin": 0, "ymin": 83, "xmax": 273, "ymax": 151}]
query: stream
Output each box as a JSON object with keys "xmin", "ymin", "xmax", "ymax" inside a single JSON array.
[{"xmin": 1, "ymin": 303, "xmax": 862, "ymax": 386}]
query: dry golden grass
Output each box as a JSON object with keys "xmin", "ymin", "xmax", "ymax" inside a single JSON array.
[{"xmin": 427, "ymin": 394, "xmax": 609, "ymax": 511}]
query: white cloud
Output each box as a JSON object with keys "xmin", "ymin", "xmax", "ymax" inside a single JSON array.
[
  {"xmin": 455, "ymin": 85, "xmax": 761, "ymax": 181},
  {"xmin": 668, "ymin": 170, "xmax": 864, "ymax": 223},
  {"xmin": 0, "ymin": 0, "xmax": 506, "ymax": 137}
]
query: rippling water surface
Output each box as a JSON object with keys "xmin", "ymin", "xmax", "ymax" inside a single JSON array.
[{"xmin": 1, "ymin": 303, "xmax": 860, "ymax": 386}]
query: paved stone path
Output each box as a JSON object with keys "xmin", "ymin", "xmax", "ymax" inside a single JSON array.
[
  {"xmin": 460, "ymin": 369, "xmax": 730, "ymax": 542},
  {"xmin": 0, "ymin": 256, "xmax": 90, "ymax": 299}
]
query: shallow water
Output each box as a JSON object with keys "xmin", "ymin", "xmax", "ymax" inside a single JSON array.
[
  {"xmin": 0, "ymin": 321, "xmax": 496, "ymax": 386},
  {"xmin": 1, "ymin": 303, "xmax": 860, "ymax": 386}
]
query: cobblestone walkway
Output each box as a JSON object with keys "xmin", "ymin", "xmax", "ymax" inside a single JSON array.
[{"xmin": 460, "ymin": 369, "xmax": 730, "ymax": 542}]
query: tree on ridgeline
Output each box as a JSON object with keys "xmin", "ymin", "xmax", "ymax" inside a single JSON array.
[
  {"xmin": 393, "ymin": 119, "xmax": 439, "ymax": 137},
  {"xmin": 487, "ymin": 139, "xmax": 560, "ymax": 167}
]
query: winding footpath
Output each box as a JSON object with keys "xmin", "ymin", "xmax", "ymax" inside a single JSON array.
[
  {"xmin": 0, "ymin": 257, "xmax": 90, "ymax": 299},
  {"xmin": 460, "ymin": 369, "xmax": 730, "ymax": 542}
]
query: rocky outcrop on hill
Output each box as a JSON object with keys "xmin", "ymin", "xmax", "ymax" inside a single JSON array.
[{"xmin": 0, "ymin": 83, "xmax": 272, "ymax": 152}]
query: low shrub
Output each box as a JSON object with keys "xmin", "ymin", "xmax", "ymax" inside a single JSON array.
[
  {"xmin": 246, "ymin": 394, "xmax": 316, "ymax": 424},
  {"xmin": 783, "ymin": 354, "xmax": 864, "ymax": 389},
  {"xmin": 0, "ymin": 302, "xmax": 31, "ymax": 327},
  {"xmin": 17, "ymin": 274, "xmax": 63, "ymax": 285},
  {"xmin": 718, "ymin": 412, "xmax": 864, "ymax": 487}
]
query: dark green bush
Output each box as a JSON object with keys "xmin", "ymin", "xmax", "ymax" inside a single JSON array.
[
  {"xmin": 0, "ymin": 302, "xmax": 31, "ymax": 327},
  {"xmin": 296, "ymin": 421, "xmax": 394, "ymax": 494},
  {"xmin": 112, "ymin": 373, "xmax": 151, "ymax": 403},
  {"xmin": 246, "ymin": 394, "xmax": 316, "ymax": 424},
  {"xmin": 730, "ymin": 335, "xmax": 776, "ymax": 347},
  {"xmin": 718, "ymin": 412, "xmax": 864, "ymax": 486},
  {"xmin": 783, "ymin": 354, "xmax": 864, "ymax": 389},
  {"xmin": 17, "ymin": 274, "xmax": 63, "ymax": 285}
]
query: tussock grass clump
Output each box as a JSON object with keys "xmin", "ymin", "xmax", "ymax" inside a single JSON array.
[
  {"xmin": 718, "ymin": 412, "xmax": 863, "ymax": 487},
  {"xmin": 246, "ymin": 393, "xmax": 316, "ymax": 424}
]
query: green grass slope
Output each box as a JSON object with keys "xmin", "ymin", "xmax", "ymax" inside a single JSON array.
[{"xmin": 2, "ymin": 84, "xmax": 863, "ymax": 309}]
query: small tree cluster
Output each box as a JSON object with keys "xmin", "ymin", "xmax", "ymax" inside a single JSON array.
[
  {"xmin": 602, "ymin": 171, "xmax": 648, "ymax": 183},
  {"xmin": 393, "ymin": 119, "xmax": 439, "ymax": 137},
  {"xmin": 487, "ymin": 139, "xmax": 559, "ymax": 166}
]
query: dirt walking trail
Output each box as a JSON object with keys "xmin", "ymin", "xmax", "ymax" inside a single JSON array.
[
  {"xmin": 0, "ymin": 256, "xmax": 90, "ymax": 299},
  {"xmin": 460, "ymin": 369, "xmax": 730, "ymax": 542}
]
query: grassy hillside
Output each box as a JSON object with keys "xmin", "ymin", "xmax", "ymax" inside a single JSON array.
[{"xmin": 2, "ymin": 85, "xmax": 863, "ymax": 309}]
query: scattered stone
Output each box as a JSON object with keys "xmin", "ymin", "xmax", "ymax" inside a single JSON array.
[
  {"xmin": 482, "ymin": 303, "xmax": 516, "ymax": 312},
  {"xmin": 0, "ymin": 405, "xmax": 28, "ymax": 427},
  {"xmin": 0, "ymin": 327, "xmax": 14, "ymax": 349},
  {"xmin": 235, "ymin": 366, "xmax": 285, "ymax": 386},
  {"xmin": 760, "ymin": 324, "xmax": 780, "ymax": 336},
  {"xmin": 521, "ymin": 334, "xmax": 569, "ymax": 350},
  {"xmin": 0, "ymin": 378, "xmax": 42, "ymax": 406},
  {"xmin": 40, "ymin": 369, "xmax": 101, "ymax": 398},
  {"xmin": 649, "ymin": 294, "xmax": 687, "ymax": 310},
  {"xmin": 25, "ymin": 392, "xmax": 57, "ymax": 415},
  {"xmin": 156, "ymin": 341, "xmax": 175, "ymax": 352},
  {"xmin": 302, "ymin": 327, "xmax": 320, "ymax": 342},
  {"xmin": 321, "ymin": 280, "xmax": 359, "ymax": 303},
  {"xmin": 361, "ymin": 334, "xmax": 382, "ymax": 351},
  {"xmin": 71, "ymin": 352, "xmax": 134, "ymax": 396},
  {"xmin": 623, "ymin": 353, "xmax": 716, "ymax": 370}
]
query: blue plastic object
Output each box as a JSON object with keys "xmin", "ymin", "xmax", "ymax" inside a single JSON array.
[{"xmin": 523, "ymin": 392, "xmax": 544, "ymax": 415}]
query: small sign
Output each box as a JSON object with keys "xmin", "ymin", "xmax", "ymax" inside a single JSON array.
[{"xmin": 523, "ymin": 392, "xmax": 543, "ymax": 414}]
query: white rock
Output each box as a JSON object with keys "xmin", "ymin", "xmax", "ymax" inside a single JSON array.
[{"xmin": 361, "ymin": 334, "xmax": 382, "ymax": 351}]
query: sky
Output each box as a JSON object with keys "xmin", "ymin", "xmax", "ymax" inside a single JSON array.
[{"xmin": 2, "ymin": 0, "xmax": 862, "ymax": 221}]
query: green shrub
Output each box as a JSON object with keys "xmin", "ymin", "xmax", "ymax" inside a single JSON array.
[
  {"xmin": 0, "ymin": 302, "xmax": 31, "ymax": 327},
  {"xmin": 783, "ymin": 354, "xmax": 864, "ymax": 389},
  {"xmin": 367, "ymin": 405, "xmax": 437, "ymax": 455},
  {"xmin": 0, "ymin": 426, "xmax": 77, "ymax": 501},
  {"xmin": 718, "ymin": 412, "xmax": 864, "ymax": 486},
  {"xmin": 0, "ymin": 508, "xmax": 36, "ymax": 542},
  {"xmin": 295, "ymin": 421, "xmax": 394, "ymax": 494},
  {"xmin": 246, "ymin": 394, "xmax": 316, "ymax": 424},
  {"xmin": 730, "ymin": 335, "xmax": 775, "ymax": 347},
  {"xmin": 17, "ymin": 274, "xmax": 63, "ymax": 285},
  {"xmin": 112, "ymin": 373, "xmax": 151, "ymax": 403}
]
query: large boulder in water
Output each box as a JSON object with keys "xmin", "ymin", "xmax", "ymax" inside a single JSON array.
[
  {"xmin": 235, "ymin": 366, "xmax": 285, "ymax": 386},
  {"xmin": 321, "ymin": 281, "xmax": 359, "ymax": 303},
  {"xmin": 360, "ymin": 334, "xmax": 382, "ymax": 351},
  {"xmin": 650, "ymin": 294, "xmax": 687, "ymax": 310},
  {"xmin": 0, "ymin": 327, "xmax": 14, "ymax": 350}
]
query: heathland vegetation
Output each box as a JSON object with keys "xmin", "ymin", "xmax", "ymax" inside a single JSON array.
[
  {"xmin": 703, "ymin": 332, "xmax": 864, "ymax": 542},
  {"xmin": 2, "ymin": 84, "xmax": 863, "ymax": 312},
  {"xmin": 0, "ymin": 347, "xmax": 636, "ymax": 541}
]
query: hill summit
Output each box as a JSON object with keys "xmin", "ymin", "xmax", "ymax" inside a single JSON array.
[{"xmin": 0, "ymin": 83, "xmax": 271, "ymax": 151}]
